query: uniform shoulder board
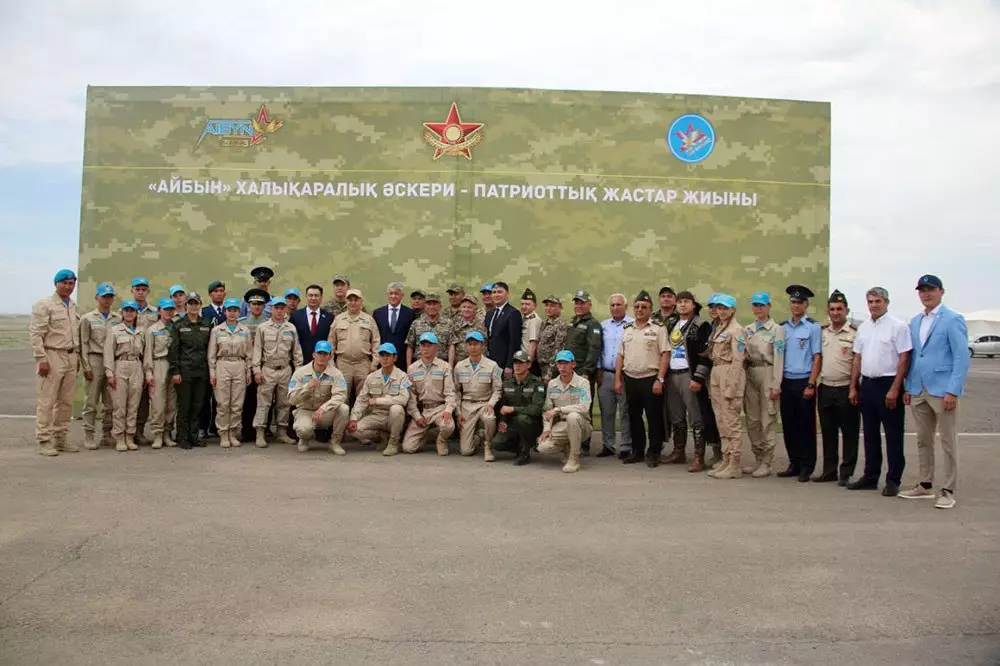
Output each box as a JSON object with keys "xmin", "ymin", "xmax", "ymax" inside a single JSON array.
[
  {"xmin": 623, "ymin": 322, "xmax": 634, "ymax": 329},
  {"xmin": 847, "ymin": 322, "xmax": 858, "ymax": 330},
  {"xmin": 779, "ymin": 319, "xmax": 789, "ymax": 326},
  {"xmin": 238, "ymin": 316, "xmax": 248, "ymax": 322},
  {"xmin": 805, "ymin": 316, "xmax": 817, "ymax": 324},
  {"xmin": 821, "ymin": 322, "xmax": 830, "ymax": 329}
]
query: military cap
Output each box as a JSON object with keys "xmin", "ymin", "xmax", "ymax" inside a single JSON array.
[
  {"xmin": 418, "ymin": 332, "xmax": 439, "ymax": 345},
  {"xmin": 377, "ymin": 342, "xmax": 398, "ymax": 355},
  {"xmin": 555, "ymin": 350, "xmax": 576, "ymax": 362},
  {"xmin": 244, "ymin": 288, "xmax": 269, "ymax": 304},
  {"xmin": 785, "ymin": 284, "xmax": 815, "ymax": 302},
  {"xmin": 270, "ymin": 297, "xmax": 288, "ymax": 307},
  {"xmin": 169, "ymin": 284, "xmax": 185, "ymax": 296},
  {"xmin": 658, "ymin": 285, "xmax": 675, "ymax": 296},
  {"xmin": 96, "ymin": 282, "xmax": 115, "ymax": 297},
  {"xmin": 634, "ymin": 290, "xmax": 653, "ymax": 304},
  {"xmin": 828, "ymin": 290, "xmax": 847, "ymax": 305},
  {"xmin": 410, "ymin": 289, "xmax": 427, "ymax": 299},
  {"xmin": 314, "ymin": 340, "xmax": 333, "ymax": 355},
  {"xmin": 131, "ymin": 277, "xmax": 150, "ymax": 288},
  {"xmin": 424, "ymin": 292, "xmax": 441, "ymax": 303},
  {"xmin": 716, "ymin": 294, "xmax": 737, "ymax": 308},
  {"xmin": 284, "ymin": 288, "xmax": 300, "ymax": 298},
  {"xmin": 157, "ymin": 297, "xmax": 175, "ymax": 310},
  {"xmin": 53, "ymin": 269, "xmax": 76, "ymax": 283},
  {"xmin": 675, "ymin": 290, "xmax": 696, "ymax": 303},
  {"xmin": 207, "ymin": 280, "xmax": 225, "ymax": 292},
  {"xmin": 542, "ymin": 294, "xmax": 562, "ymax": 305},
  {"xmin": 346, "ymin": 288, "xmax": 363, "ymax": 299},
  {"xmin": 465, "ymin": 330, "xmax": 485, "ymax": 343},
  {"xmin": 331, "ymin": 274, "xmax": 350, "ymax": 285},
  {"xmin": 251, "ymin": 266, "xmax": 274, "ymax": 282},
  {"xmin": 521, "ymin": 288, "xmax": 536, "ymax": 302},
  {"xmin": 573, "ymin": 290, "xmax": 592, "ymax": 302},
  {"xmin": 751, "ymin": 291, "xmax": 771, "ymax": 305},
  {"xmin": 480, "ymin": 282, "xmax": 495, "ymax": 293},
  {"xmin": 512, "ymin": 350, "xmax": 531, "ymax": 363},
  {"xmin": 387, "ymin": 281, "xmax": 404, "ymax": 291},
  {"xmin": 916, "ymin": 274, "xmax": 943, "ymax": 290},
  {"xmin": 121, "ymin": 300, "xmax": 139, "ymax": 311},
  {"xmin": 461, "ymin": 294, "xmax": 478, "ymax": 305},
  {"xmin": 446, "ymin": 283, "xmax": 464, "ymax": 294},
  {"xmin": 187, "ymin": 291, "xmax": 202, "ymax": 304},
  {"xmin": 223, "ymin": 298, "xmax": 241, "ymax": 309}
]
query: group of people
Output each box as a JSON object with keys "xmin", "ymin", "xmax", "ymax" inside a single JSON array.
[{"xmin": 31, "ymin": 268, "xmax": 969, "ymax": 497}]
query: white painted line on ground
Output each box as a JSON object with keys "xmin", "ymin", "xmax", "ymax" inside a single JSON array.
[{"xmin": 0, "ymin": 414, "xmax": 33, "ymax": 419}]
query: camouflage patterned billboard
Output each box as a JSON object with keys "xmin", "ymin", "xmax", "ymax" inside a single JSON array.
[{"xmin": 79, "ymin": 87, "xmax": 830, "ymax": 314}]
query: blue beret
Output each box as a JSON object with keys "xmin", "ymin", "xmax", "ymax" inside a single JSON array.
[{"xmin": 53, "ymin": 269, "xmax": 76, "ymax": 284}]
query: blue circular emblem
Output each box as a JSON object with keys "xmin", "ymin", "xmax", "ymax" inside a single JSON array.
[{"xmin": 667, "ymin": 114, "xmax": 715, "ymax": 163}]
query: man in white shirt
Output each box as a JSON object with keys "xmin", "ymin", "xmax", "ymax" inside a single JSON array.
[{"xmin": 847, "ymin": 287, "xmax": 912, "ymax": 496}]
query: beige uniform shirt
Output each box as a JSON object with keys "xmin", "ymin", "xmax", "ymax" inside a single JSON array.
[
  {"xmin": 135, "ymin": 304, "xmax": 159, "ymax": 331},
  {"xmin": 406, "ymin": 357, "xmax": 456, "ymax": 418},
  {"xmin": 30, "ymin": 293, "xmax": 80, "ymax": 360},
  {"xmin": 521, "ymin": 311, "xmax": 541, "ymax": 356},
  {"xmin": 329, "ymin": 312, "xmax": 380, "ymax": 364},
  {"xmin": 253, "ymin": 319, "xmax": 303, "ymax": 369},
  {"xmin": 709, "ymin": 318, "xmax": 747, "ymax": 398},
  {"xmin": 208, "ymin": 322, "xmax": 252, "ymax": 380},
  {"xmin": 143, "ymin": 320, "xmax": 174, "ymax": 381},
  {"xmin": 288, "ymin": 361, "xmax": 349, "ymax": 413},
  {"xmin": 743, "ymin": 318, "xmax": 785, "ymax": 390},
  {"xmin": 821, "ymin": 323, "xmax": 857, "ymax": 387},
  {"xmin": 104, "ymin": 322, "xmax": 144, "ymax": 376},
  {"xmin": 453, "ymin": 356, "xmax": 503, "ymax": 406},
  {"xmin": 617, "ymin": 320, "xmax": 667, "ymax": 379},
  {"xmin": 79, "ymin": 309, "xmax": 120, "ymax": 372},
  {"xmin": 543, "ymin": 372, "xmax": 592, "ymax": 422},
  {"xmin": 350, "ymin": 367, "xmax": 412, "ymax": 420}
]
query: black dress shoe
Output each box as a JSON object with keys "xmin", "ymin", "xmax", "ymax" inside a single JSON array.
[
  {"xmin": 622, "ymin": 452, "xmax": 644, "ymax": 465},
  {"xmin": 179, "ymin": 441, "xmax": 193, "ymax": 450},
  {"xmin": 847, "ymin": 476, "xmax": 879, "ymax": 490},
  {"xmin": 812, "ymin": 470, "xmax": 838, "ymax": 483},
  {"xmin": 513, "ymin": 450, "xmax": 531, "ymax": 466},
  {"xmin": 881, "ymin": 483, "xmax": 899, "ymax": 497},
  {"xmin": 194, "ymin": 439, "xmax": 207, "ymax": 448},
  {"xmin": 645, "ymin": 454, "xmax": 660, "ymax": 468},
  {"xmin": 797, "ymin": 472, "xmax": 811, "ymax": 482},
  {"xmin": 618, "ymin": 450, "xmax": 631, "ymax": 461},
  {"xmin": 837, "ymin": 474, "xmax": 850, "ymax": 487},
  {"xmin": 776, "ymin": 466, "xmax": 801, "ymax": 478},
  {"xmin": 596, "ymin": 447, "xmax": 615, "ymax": 458}
]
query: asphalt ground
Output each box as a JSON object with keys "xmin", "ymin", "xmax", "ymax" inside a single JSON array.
[{"xmin": 1, "ymin": 349, "xmax": 999, "ymax": 664}]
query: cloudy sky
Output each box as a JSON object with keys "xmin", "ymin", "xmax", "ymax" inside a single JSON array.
[{"xmin": 2, "ymin": 0, "xmax": 998, "ymax": 316}]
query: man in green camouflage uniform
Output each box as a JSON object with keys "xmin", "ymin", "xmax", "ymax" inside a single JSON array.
[
  {"xmin": 322, "ymin": 274, "xmax": 362, "ymax": 317},
  {"xmin": 537, "ymin": 295, "xmax": 569, "ymax": 380},
  {"xmin": 565, "ymin": 290, "xmax": 602, "ymax": 452},
  {"xmin": 492, "ymin": 350, "xmax": 546, "ymax": 465},
  {"xmin": 405, "ymin": 292, "xmax": 453, "ymax": 366},
  {"xmin": 450, "ymin": 294, "xmax": 489, "ymax": 364}
]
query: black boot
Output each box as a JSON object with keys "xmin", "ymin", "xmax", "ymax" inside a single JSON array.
[{"xmin": 513, "ymin": 447, "xmax": 531, "ymax": 466}]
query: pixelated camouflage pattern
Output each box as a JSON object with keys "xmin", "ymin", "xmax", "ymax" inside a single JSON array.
[
  {"xmin": 79, "ymin": 87, "xmax": 830, "ymax": 324},
  {"xmin": 537, "ymin": 316, "xmax": 569, "ymax": 380},
  {"xmin": 404, "ymin": 314, "xmax": 453, "ymax": 361}
]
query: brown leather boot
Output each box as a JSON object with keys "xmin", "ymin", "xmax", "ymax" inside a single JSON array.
[
  {"xmin": 687, "ymin": 454, "xmax": 705, "ymax": 472},
  {"xmin": 660, "ymin": 427, "xmax": 687, "ymax": 464},
  {"xmin": 688, "ymin": 428, "xmax": 706, "ymax": 472}
]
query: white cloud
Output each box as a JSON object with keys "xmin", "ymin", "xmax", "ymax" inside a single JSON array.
[{"xmin": 0, "ymin": 0, "xmax": 998, "ymax": 313}]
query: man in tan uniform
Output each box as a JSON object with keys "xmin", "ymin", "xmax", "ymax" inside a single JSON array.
[
  {"xmin": 706, "ymin": 294, "xmax": 747, "ymax": 479},
  {"xmin": 252, "ymin": 297, "xmax": 303, "ymax": 447},
  {"xmin": 106, "ymin": 300, "xmax": 145, "ymax": 452},
  {"xmin": 348, "ymin": 343, "xmax": 412, "ymax": 456},
  {"xmin": 330, "ymin": 288, "xmax": 380, "ymax": 405},
  {"xmin": 402, "ymin": 332, "xmax": 456, "ymax": 455},
  {"xmin": 208, "ymin": 298, "xmax": 253, "ymax": 448},
  {"xmin": 816, "ymin": 290, "xmax": 859, "ymax": 484},
  {"xmin": 519, "ymin": 288, "xmax": 542, "ymax": 365},
  {"xmin": 30, "ymin": 269, "xmax": 81, "ymax": 456},
  {"xmin": 144, "ymin": 299, "xmax": 178, "ymax": 449},
  {"xmin": 537, "ymin": 350, "xmax": 593, "ymax": 473},
  {"xmin": 453, "ymin": 331, "xmax": 503, "ymax": 460},
  {"xmin": 741, "ymin": 291, "xmax": 785, "ymax": 477},
  {"xmin": 288, "ymin": 340, "xmax": 350, "ymax": 454},
  {"xmin": 80, "ymin": 282, "xmax": 120, "ymax": 449},
  {"xmin": 131, "ymin": 277, "xmax": 158, "ymax": 446}
]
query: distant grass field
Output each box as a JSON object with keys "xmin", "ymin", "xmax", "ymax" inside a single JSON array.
[{"xmin": 0, "ymin": 315, "xmax": 29, "ymax": 351}]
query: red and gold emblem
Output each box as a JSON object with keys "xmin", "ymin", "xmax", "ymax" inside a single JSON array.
[{"xmin": 422, "ymin": 103, "xmax": 484, "ymax": 160}]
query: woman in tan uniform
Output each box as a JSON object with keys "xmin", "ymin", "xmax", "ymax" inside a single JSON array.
[
  {"xmin": 104, "ymin": 300, "xmax": 145, "ymax": 452},
  {"xmin": 208, "ymin": 298, "xmax": 253, "ymax": 448},
  {"xmin": 706, "ymin": 294, "xmax": 748, "ymax": 479}
]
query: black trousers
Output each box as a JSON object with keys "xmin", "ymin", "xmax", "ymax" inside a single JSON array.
[
  {"xmin": 780, "ymin": 377, "xmax": 817, "ymax": 474},
  {"xmin": 199, "ymin": 391, "xmax": 218, "ymax": 435},
  {"xmin": 176, "ymin": 375, "xmax": 208, "ymax": 444},
  {"xmin": 818, "ymin": 384, "xmax": 860, "ymax": 477},
  {"xmin": 624, "ymin": 375, "xmax": 665, "ymax": 458},
  {"xmin": 493, "ymin": 414, "xmax": 542, "ymax": 453},
  {"xmin": 860, "ymin": 375, "xmax": 905, "ymax": 485},
  {"xmin": 696, "ymin": 384, "xmax": 720, "ymax": 445},
  {"xmin": 240, "ymin": 385, "xmax": 257, "ymax": 440}
]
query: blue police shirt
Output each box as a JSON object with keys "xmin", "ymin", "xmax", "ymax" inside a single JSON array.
[{"xmin": 782, "ymin": 317, "xmax": 821, "ymax": 380}]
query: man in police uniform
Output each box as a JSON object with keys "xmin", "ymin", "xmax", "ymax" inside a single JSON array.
[
  {"xmin": 239, "ymin": 288, "xmax": 270, "ymax": 442},
  {"xmin": 537, "ymin": 295, "xmax": 568, "ymax": 380},
  {"xmin": 778, "ymin": 285, "xmax": 823, "ymax": 482},
  {"xmin": 405, "ymin": 293, "xmax": 453, "ymax": 366},
  {"xmin": 402, "ymin": 332, "xmax": 456, "ymax": 455},
  {"xmin": 454, "ymin": 331, "xmax": 503, "ymax": 460},
  {"xmin": 817, "ymin": 289, "xmax": 859, "ymax": 484},
  {"xmin": 252, "ymin": 296, "xmax": 302, "ymax": 447},
  {"xmin": 740, "ymin": 291, "xmax": 785, "ymax": 477},
  {"xmin": 31, "ymin": 269, "xmax": 80, "ymax": 456},
  {"xmin": 537, "ymin": 350, "xmax": 593, "ymax": 473},
  {"xmin": 492, "ymin": 350, "xmax": 546, "ymax": 465},
  {"xmin": 348, "ymin": 343, "xmax": 412, "ymax": 456},
  {"xmin": 170, "ymin": 292, "xmax": 213, "ymax": 448},
  {"xmin": 80, "ymin": 282, "xmax": 120, "ymax": 449},
  {"xmin": 240, "ymin": 266, "xmax": 274, "ymax": 318},
  {"xmin": 565, "ymin": 290, "xmax": 602, "ymax": 453}
]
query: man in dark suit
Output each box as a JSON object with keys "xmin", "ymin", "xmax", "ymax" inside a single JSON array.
[
  {"xmin": 373, "ymin": 281, "xmax": 415, "ymax": 370},
  {"xmin": 485, "ymin": 281, "xmax": 523, "ymax": 378},
  {"xmin": 291, "ymin": 284, "xmax": 334, "ymax": 362},
  {"xmin": 199, "ymin": 280, "xmax": 228, "ymax": 438}
]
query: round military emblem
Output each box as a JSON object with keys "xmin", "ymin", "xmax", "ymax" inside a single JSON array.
[{"xmin": 667, "ymin": 114, "xmax": 715, "ymax": 163}]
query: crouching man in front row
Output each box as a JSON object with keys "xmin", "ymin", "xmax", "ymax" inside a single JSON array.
[
  {"xmin": 288, "ymin": 340, "xmax": 350, "ymax": 454},
  {"xmin": 402, "ymin": 332, "xmax": 456, "ymax": 455},
  {"xmin": 348, "ymin": 343, "xmax": 412, "ymax": 456},
  {"xmin": 537, "ymin": 350, "xmax": 593, "ymax": 473}
]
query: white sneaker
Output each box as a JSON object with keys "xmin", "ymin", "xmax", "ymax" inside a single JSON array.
[
  {"xmin": 934, "ymin": 491, "xmax": 956, "ymax": 510},
  {"xmin": 899, "ymin": 485, "xmax": 935, "ymax": 499}
]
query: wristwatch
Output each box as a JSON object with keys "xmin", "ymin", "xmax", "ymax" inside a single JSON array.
[
  {"xmin": 806, "ymin": 382, "xmax": 816, "ymax": 389},
  {"xmin": 656, "ymin": 376, "xmax": 665, "ymax": 383}
]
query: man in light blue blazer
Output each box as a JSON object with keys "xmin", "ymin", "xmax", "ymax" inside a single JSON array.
[{"xmin": 900, "ymin": 275, "xmax": 970, "ymax": 509}]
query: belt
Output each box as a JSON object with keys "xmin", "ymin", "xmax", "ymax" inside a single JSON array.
[
  {"xmin": 420, "ymin": 401, "xmax": 444, "ymax": 409},
  {"xmin": 45, "ymin": 346, "xmax": 74, "ymax": 352},
  {"xmin": 118, "ymin": 355, "xmax": 141, "ymax": 361},
  {"xmin": 671, "ymin": 368, "xmax": 690, "ymax": 374},
  {"xmin": 714, "ymin": 361, "xmax": 734, "ymax": 367},
  {"xmin": 747, "ymin": 361, "xmax": 772, "ymax": 368},
  {"xmin": 266, "ymin": 362, "xmax": 290, "ymax": 369},
  {"xmin": 863, "ymin": 375, "xmax": 895, "ymax": 381},
  {"xmin": 219, "ymin": 356, "xmax": 245, "ymax": 361}
]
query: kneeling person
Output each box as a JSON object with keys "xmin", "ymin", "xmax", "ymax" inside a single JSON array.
[
  {"xmin": 537, "ymin": 350, "xmax": 593, "ymax": 473},
  {"xmin": 288, "ymin": 341, "xmax": 350, "ymax": 454},
  {"xmin": 402, "ymin": 333, "xmax": 456, "ymax": 455},
  {"xmin": 348, "ymin": 343, "xmax": 412, "ymax": 456},
  {"xmin": 492, "ymin": 350, "xmax": 546, "ymax": 465},
  {"xmin": 454, "ymin": 331, "xmax": 503, "ymax": 460}
]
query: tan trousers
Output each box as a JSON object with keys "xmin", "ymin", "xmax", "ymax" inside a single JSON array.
[
  {"xmin": 710, "ymin": 371, "xmax": 742, "ymax": 453},
  {"xmin": 337, "ymin": 359, "xmax": 370, "ymax": 405},
  {"xmin": 744, "ymin": 366, "xmax": 777, "ymax": 460},
  {"xmin": 538, "ymin": 413, "xmax": 592, "ymax": 456},
  {"xmin": 214, "ymin": 359, "xmax": 247, "ymax": 433},
  {"xmin": 402, "ymin": 404, "xmax": 455, "ymax": 452},
  {"xmin": 354, "ymin": 405, "xmax": 406, "ymax": 442},
  {"xmin": 112, "ymin": 359, "xmax": 143, "ymax": 438},
  {"xmin": 294, "ymin": 404, "xmax": 349, "ymax": 442},
  {"xmin": 254, "ymin": 365, "xmax": 292, "ymax": 428},
  {"xmin": 82, "ymin": 353, "xmax": 113, "ymax": 438},
  {"xmin": 458, "ymin": 401, "xmax": 496, "ymax": 455},
  {"xmin": 149, "ymin": 358, "xmax": 177, "ymax": 437},
  {"xmin": 36, "ymin": 349, "xmax": 78, "ymax": 445},
  {"xmin": 910, "ymin": 391, "xmax": 959, "ymax": 491}
]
